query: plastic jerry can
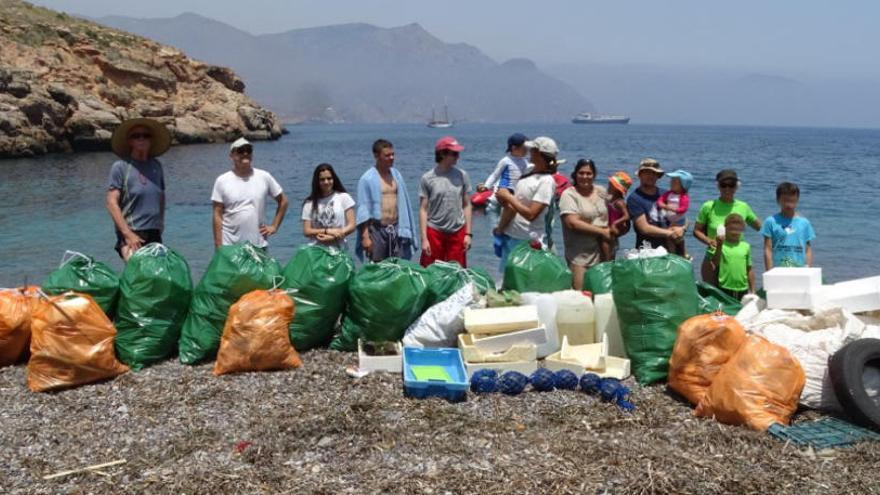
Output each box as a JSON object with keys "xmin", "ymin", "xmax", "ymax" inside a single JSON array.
[
  {"xmin": 520, "ymin": 292, "xmax": 559, "ymax": 358},
  {"xmin": 595, "ymin": 293, "xmax": 626, "ymax": 359},
  {"xmin": 553, "ymin": 290, "xmax": 596, "ymax": 346}
]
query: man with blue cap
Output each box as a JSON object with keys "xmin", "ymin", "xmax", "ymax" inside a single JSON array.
[
  {"xmin": 657, "ymin": 168, "xmax": 694, "ymax": 257},
  {"xmin": 477, "ymin": 132, "xmax": 530, "ymax": 229}
]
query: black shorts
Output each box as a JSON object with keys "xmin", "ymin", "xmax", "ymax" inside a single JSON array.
[{"xmin": 115, "ymin": 229, "xmax": 162, "ymax": 258}]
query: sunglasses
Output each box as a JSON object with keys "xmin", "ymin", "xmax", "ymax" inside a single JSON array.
[
  {"xmin": 128, "ymin": 133, "xmax": 152, "ymax": 140},
  {"xmin": 234, "ymin": 146, "xmax": 253, "ymax": 155},
  {"xmin": 719, "ymin": 182, "xmax": 737, "ymax": 189}
]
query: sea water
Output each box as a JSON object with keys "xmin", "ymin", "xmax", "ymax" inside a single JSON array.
[{"xmin": 1, "ymin": 123, "xmax": 877, "ymax": 285}]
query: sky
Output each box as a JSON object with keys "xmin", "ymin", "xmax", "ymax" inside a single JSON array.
[{"xmin": 28, "ymin": 0, "xmax": 880, "ymax": 80}]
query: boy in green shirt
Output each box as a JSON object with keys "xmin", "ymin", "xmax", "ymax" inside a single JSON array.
[{"xmin": 712, "ymin": 213, "xmax": 755, "ymax": 301}]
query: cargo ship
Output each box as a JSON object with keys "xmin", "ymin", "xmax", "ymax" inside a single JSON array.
[{"xmin": 572, "ymin": 112, "xmax": 630, "ymax": 124}]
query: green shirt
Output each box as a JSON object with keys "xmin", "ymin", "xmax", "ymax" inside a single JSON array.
[
  {"xmin": 696, "ymin": 199, "xmax": 757, "ymax": 254},
  {"xmin": 718, "ymin": 239, "xmax": 751, "ymax": 292}
]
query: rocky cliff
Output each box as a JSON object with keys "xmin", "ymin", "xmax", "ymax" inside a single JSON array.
[{"xmin": 0, "ymin": 0, "xmax": 283, "ymax": 158}]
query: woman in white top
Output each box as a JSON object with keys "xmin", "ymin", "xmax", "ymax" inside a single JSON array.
[{"xmin": 301, "ymin": 163, "xmax": 356, "ymax": 248}]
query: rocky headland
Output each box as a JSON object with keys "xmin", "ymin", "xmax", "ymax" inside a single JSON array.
[{"xmin": 0, "ymin": 0, "xmax": 283, "ymax": 158}]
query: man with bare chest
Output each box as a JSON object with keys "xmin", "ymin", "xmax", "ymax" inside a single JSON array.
[{"xmin": 355, "ymin": 139, "xmax": 419, "ymax": 261}]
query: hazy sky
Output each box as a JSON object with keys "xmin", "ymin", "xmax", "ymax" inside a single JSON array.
[{"xmin": 29, "ymin": 0, "xmax": 880, "ymax": 80}]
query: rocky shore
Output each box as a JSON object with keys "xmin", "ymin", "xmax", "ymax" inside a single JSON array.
[{"xmin": 0, "ymin": 0, "xmax": 283, "ymax": 159}]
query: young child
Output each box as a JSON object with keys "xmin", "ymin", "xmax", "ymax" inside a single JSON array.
[
  {"xmin": 603, "ymin": 171, "xmax": 632, "ymax": 261},
  {"xmin": 761, "ymin": 181, "xmax": 815, "ymax": 269},
  {"xmin": 712, "ymin": 213, "xmax": 754, "ymax": 301},
  {"xmin": 657, "ymin": 169, "xmax": 693, "ymax": 257}
]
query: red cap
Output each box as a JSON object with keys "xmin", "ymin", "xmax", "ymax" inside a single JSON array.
[{"xmin": 435, "ymin": 136, "xmax": 464, "ymax": 152}]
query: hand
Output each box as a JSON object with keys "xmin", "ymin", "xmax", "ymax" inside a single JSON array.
[
  {"xmin": 315, "ymin": 233, "xmax": 335, "ymax": 243},
  {"xmin": 422, "ymin": 237, "xmax": 432, "ymax": 257},
  {"xmin": 600, "ymin": 227, "xmax": 612, "ymax": 241},
  {"xmin": 476, "ymin": 184, "xmax": 488, "ymax": 192},
  {"xmin": 668, "ymin": 226, "xmax": 684, "ymax": 240},
  {"xmin": 463, "ymin": 234, "xmax": 472, "ymax": 250},
  {"xmin": 260, "ymin": 224, "xmax": 277, "ymax": 237},
  {"xmin": 362, "ymin": 235, "xmax": 372, "ymax": 254},
  {"xmin": 494, "ymin": 188, "xmax": 513, "ymax": 205},
  {"xmin": 124, "ymin": 231, "xmax": 145, "ymax": 252},
  {"xmin": 715, "ymin": 234, "xmax": 725, "ymax": 245}
]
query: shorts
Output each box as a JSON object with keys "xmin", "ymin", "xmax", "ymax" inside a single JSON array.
[
  {"xmin": 114, "ymin": 229, "xmax": 162, "ymax": 259},
  {"xmin": 420, "ymin": 226, "xmax": 467, "ymax": 268},
  {"xmin": 366, "ymin": 221, "xmax": 413, "ymax": 262}
]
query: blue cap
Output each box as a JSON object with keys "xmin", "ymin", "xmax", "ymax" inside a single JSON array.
[
  {"xmin": 506, "ymin": 133, "xmax": 528, "ymax": 151},
  {"xmin": 666, "ymin": 169, "xmax": 693, "ymax": 192}
]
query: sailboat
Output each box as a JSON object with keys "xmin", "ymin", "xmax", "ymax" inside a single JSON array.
[{"xmin": 427, "ymin": 104, "xmax": 453, "ymax": 128}]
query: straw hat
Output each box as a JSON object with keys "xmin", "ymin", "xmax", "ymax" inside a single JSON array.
[{"xmin": 110, "ymin": 118, "xmax": 172, "ymax": 158}]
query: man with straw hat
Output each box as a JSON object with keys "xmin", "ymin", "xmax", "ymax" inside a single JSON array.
[{"xmin": 105, "ymin": 118, "xmax": 172, "ymax": 261}]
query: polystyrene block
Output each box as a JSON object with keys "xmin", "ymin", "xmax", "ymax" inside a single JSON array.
[
  {"xmin": 358, "ymin": 340, "xmax": 402, "ymax": 373},
  {"xmin": 823, "ymin": 276, "xmax": 880, "ymax": 313},
  {"xmin": 465, "ymin": 359, "xmax": 539, "ymax": 376},
  {"xmin": 763, "ymin": 267, "xmax": 822, "ymax": 292},
  {"xmin": 464, "ymin": 305, "xmax": 540, "ymax": 334},
  {"xmin": 458, "ymin": 333, "xmax": 537, "ymax": 363},
  {"xmin": 543, "ymin": 352, "xmax": 631, "ymax": 380},
  {"xmin": 766, "ymin": 290, "xmax": 818, "ymax": 310}
]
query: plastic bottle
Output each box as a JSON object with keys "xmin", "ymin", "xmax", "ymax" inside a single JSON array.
[{"xmin": 553, "ymin": 290, "xmax": 596, "ymax": 346}]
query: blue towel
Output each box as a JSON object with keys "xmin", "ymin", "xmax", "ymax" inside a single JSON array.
[{"xmin": 354, "ymin": 167, "xmax": 419, "ymax": 261}]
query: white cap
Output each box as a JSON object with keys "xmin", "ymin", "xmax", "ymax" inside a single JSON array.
[
  {"xmin": 525, "ymin": 136, "xmax": 559, "ymax": 156},
  {"xmin": 229, "ymin": 137, "xmax": 251, "ymax": 151}
]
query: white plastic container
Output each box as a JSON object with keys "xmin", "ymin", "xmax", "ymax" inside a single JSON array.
[
  {"xmin": 553, "ymin": 290, "xmax": 596, "ymax": 346},
  {"xmin": 458, "ymin": 333, "xmax": 538, "ymax": 363},
  {"xmin": 465, "ymin": 359, "xmax": 538, "ymax": 376},
  {"xmin": 357, "ymin": 340, "xmax": 402, "ymax": 373},
  {"xmin": 594, "ymin": 293, "xmax": 627, "ymax": 358},
  {"xmin": 559, "ymin": 335, "xmax": 605, "ymax": 369},
  {"xmin": 466, "ymin": 326, "xmax": 547, "ymax": 354},
  {"xmin": 763, "ymin": 267, "xmax": 822, "ymax": 292},
  {"xmin": 520, "ymin": 292, "xmax": 560, "ymax": 358}
]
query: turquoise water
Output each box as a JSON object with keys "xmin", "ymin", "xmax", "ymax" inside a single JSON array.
[{"xmin": 1, "ymin": 123, "xmax": 877, "ymax": 286}]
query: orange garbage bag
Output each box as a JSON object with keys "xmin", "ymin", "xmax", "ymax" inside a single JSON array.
[
  {"xmin": 695, "ymin": 335, "xmax": 805, "ymax": 431},
  {"xmin": 0, "ymin": 287, "xmax": 39, "ymax": 367},
  {"xmin": 28, "ymin": 293, "xmax": 129, "ymax": 392},
  {"xmin": 214, "ymin": 289, "xmax": 302, "ymax": 376},
  {"xmin": 668, "ymin": 313, "xmax": 747, "ymax": 405}
]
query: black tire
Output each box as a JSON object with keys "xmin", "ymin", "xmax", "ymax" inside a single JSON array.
[{"xmin": 829, "ymin": 338, "xmax": 880, "ymax": 430}]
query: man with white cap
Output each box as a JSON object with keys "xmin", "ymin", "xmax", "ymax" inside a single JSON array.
[
  {"xmin": 626, "ymin": 158, "xmax": 684, "ymax": 249},
  {"xmin": 494, "ymin": 136, "xmax": 561, "ymax": 269},
  {"xmin": 211, "ymin": 137, "xmax": 288, "ymax": 249},
  {"xmin": 419, "ymin": 136, "xmax": 472, "ymax": 267}
]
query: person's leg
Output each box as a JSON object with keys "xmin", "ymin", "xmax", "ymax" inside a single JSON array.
[
  {"xmin": 571, "ymin": 262, "xmax": 586, "ymax": 290},
  {"xmin": 499, "ymin": 237, "xmax": 523, "ymax": 273},
  {"xmin": 445, "ymin": 227, "xmax": 467, "ymax": 268},
  {"xmin": 701, "ymin": 256, "xmax": 717, "ymax": 285},
  {"xmin": 420, "ymin": 226, "xmax": 443, "ymax": 267},
  {"xmin": 368, "ymin": 222, "xmax": 388, "ymax": 262}
]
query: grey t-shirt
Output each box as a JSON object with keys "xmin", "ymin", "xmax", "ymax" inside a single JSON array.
[
  {"xmin": 419, "ymin": 166, "xmax": 471, "ymax": 233},
  {"xmin": 107, "ymin": 158, "xmax": 165, "ymax": 231}
]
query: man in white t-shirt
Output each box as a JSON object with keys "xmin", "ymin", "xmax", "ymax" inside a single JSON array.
[{"xmin": 211, "ymin": 138, "xmax": 289, "ymax": 249}]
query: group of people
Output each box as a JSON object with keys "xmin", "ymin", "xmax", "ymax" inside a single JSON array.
[{"xmin": 105, "ymin": 118, "xmax": 816, "ymax": 302}]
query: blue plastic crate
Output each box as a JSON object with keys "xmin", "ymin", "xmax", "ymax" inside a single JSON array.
[{"xmin": 403, "ymin": 347, "xmax": 469, "ymax": 402}]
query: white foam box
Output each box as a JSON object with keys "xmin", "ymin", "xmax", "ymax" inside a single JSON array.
[
  {"xmin": 463, "ymin": 305, "xmax": 540, "ymax": 335},
  {"xmin": 458, "ymin": 334, "xmax": 538, "ymax": 363},
  {"xmin": 357, "ymin": 340, "xmax": 402, "ymax": 373},
  {"xmin": 465, "ymin": 359, "xmax": 539, "ymax": 376},
  {"xmin": 543, "ymin": 352, "xmax": 631, "ymax": 380},
  {"xmin": 466, "ymin": 326, "xmax": 547, "ymax": 353},
  {"xmin": 559, "ymin": 336, "xmax": 606, "ymax": 369},
  {"xmin": 766, "ymin": 290, "xmax": 819, "ymax": 310},
  {"xmin": 762, "ymin": 267, "xmax": 822, "ymax": 292},
  {"xmin": 594, "ymin": 293, "xmax": 627, "ymax": 359},
  {"xmin": 823, "ymin": 276, "xmax": 880, "ymax": 313}
]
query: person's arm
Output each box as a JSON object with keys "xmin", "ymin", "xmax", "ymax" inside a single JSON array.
[
  {"xmin": 419, "ymin": 196, "xmax": 431, "ymax": 256},
  {"xmin": 712, "ymin": 234, "xmax": 724, "ymax": 267},
  {"xmin": 495, "ymin": 188, "xmax": 545, "ymax": 221},
  {"xmin": 675, "ymin": 194, "xmax": 690, "ymax": 215},
  {"xmin": 634, "ymin": 214, "xmax": 682, "ymax": 240},
  {"xmin": 562, "ymin": 214, "xmax": 611, "ymax": 240},
  {"xmin": 610, "ymin": 198, "xmax": 631, "ymax": 232},
  {"xmin": 763, "ymin": 237, "xmax": 774, "ymax": 270},
  {"xmin": 747, "ymin": 265, "xmax": 756, "ymax": 293},
  {"xmin": 496, "ymin": 204, "xmax": 516, "ymax": 233},
  {"xmin": 105, "ymin": 189, "xmax": 144, "ymax": 251},
  {"xmin": 749, "ymin": 217, "xmax": 762, "ymax": 231},
  {"xmin": 481, "ymin": 160, "xmax": 507, "ymax": 191},
  {"xmin": 462, "ymin": 196, "xmax": 473, "ymax": 249},
  {"xmin": 261, "ymin": 193, "xmax": 288, "ymax": 237},
  {"xmin": 805, "ymin": 241, "xmax": 813, "ymax": 267},
  {"xmin": 693, "ymin": 222, "xmax": 714, "ymax": 248},
  {"xmin": 212, "ymin": 201, "xmax": 224, "ymax": 248}
]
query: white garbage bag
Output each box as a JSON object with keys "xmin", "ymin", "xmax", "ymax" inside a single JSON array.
[{"xmin": 402, "ymin": 283, "xmax": 476, "ymax": 348}]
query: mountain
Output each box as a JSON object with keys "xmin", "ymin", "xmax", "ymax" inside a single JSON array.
[
  {"xmin": 0, "ymin": 0, "xmax": 282, "ymax": 158},
  {"xmin": 97, "ymin": 14, "xmax": 593, "ymax": 123}
]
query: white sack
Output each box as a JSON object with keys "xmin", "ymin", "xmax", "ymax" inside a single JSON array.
[{"xmin": 402, "ymin": 283, "xmax": 475, "ymax": 348}]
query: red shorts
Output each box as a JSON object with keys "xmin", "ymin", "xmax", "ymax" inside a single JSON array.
[{"xmin": 420, "ymin": 226, "xmax": 467, "ymax": 268}]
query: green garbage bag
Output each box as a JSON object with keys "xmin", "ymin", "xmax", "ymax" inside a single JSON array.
[
  {"xmin": 282, "ymin": 245, "xmax": 355, "ymax": 351},
  {"xmin": 178, "ymin": 243, "xmax": 282, "ymax": 364},
  {"xmin": 486, "ymin": 289, "xmax": 523, "ymax": 308},
  {"xmin": 501, "ymin": 242, "xmax": 571, "ymax": 293},
  {"xmin": 424, "ymin": 261, "xmax": 495, "ymax": 307},
  {"xmin": 331, "ymin": 258, "xmax": 430, "ymax": 351},
  {"xmin": 612, "ymin": 255, "xmax": 700, "ymax": 384},
  {"xmin": 583, "ymin": 261, "xmax": 614, "ymax": 295},
  {"xmin": 114, "ymin": 244, "xmax": 193, "ymax": 370},
  {"xmin": 42, "ymin": 251, "xmax": 119, "ymax": 316},
  {"xmin": 696, "ymin": 281, "xmax": 743, "ymax": 316}
]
